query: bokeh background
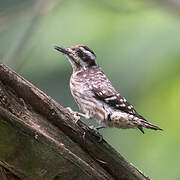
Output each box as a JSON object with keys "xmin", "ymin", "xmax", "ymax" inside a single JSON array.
[{"xmin": 0, "ymin": 0, "xmax": 180, "ymax": 179}]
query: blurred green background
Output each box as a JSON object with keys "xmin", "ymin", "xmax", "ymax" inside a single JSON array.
[{"xmin": 0, "ymin": 0, "xmax": 180, "ymax": 179}]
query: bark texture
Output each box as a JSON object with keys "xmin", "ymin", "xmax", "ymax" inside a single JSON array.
[{"xmin": 0, "ymin": 64, "xmax": 150, "ymax": 180}]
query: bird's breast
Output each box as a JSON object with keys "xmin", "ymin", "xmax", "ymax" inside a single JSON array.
[{"xmin": 70, "ymin": 75, "xmax": 108, "ymax": 121}]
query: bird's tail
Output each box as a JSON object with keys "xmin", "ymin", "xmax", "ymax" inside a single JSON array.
[{"xmin": 137, "ymin": 119, "xmax": 163, "ymax": 134}]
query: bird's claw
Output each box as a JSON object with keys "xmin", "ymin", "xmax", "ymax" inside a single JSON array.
[
  {"xmin": 66, "ymin": 107, "xmax": 80, "ymax": 123},
  {"xmin": 89, "ymin": 125, "xmax": 103, "ymax": 142}
]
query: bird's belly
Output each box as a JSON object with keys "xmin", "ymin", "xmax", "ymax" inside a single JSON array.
[
  {"xmin": 70, "ymin": 78, "xmax": 108, "ymax": 121},
  {"xmin": 76, "ymin": 96, "xmax": 107, "ymax": 120},
  {"xmin": 71, "ymin": 92, "xmax": 106, "ymax": 121}
]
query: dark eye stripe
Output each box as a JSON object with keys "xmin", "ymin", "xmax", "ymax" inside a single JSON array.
[
  {"xmin": 77, "ymin": 49, "xmax": 84, "ymax": 59},
  {"xmin": 77, "ymin": 49, "xmax": 90, "ymax": 62},
  {"xmin": 76, "ymin": 48, "xmax": 96, "ymax": 66}
]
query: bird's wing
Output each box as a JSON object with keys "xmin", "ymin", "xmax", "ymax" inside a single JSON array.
[
  {"xmin": 92, "ymin": 85, "xmax": 135, "ymax": 114},
  {"xmin": 90, "ymin": 71, "xmax": 145, "ymax": 119}
]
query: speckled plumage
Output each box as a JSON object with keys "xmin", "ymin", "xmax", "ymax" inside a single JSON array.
[{"xmin": 55, "ymin": 45, "xmax": 162, "ymax": 133}]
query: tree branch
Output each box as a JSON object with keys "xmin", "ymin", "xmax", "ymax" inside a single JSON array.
[{"xmin": 0, "ymin": 64, "xmax": 150, "ymax": 180}]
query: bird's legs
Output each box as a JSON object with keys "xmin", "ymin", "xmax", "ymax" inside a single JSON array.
[
  {"xmin": 89, "ymin": 124, "xmax": 106, "ymax": 131},
  {"xmin": 66, "ymin": 107, "xmax": 104, "ymax": 142},
  {"xmin": 66, "ymin": 107, "xmax": 92, "ymax": 123},
  {"xmin": 66, "ymin": 107, "xmax": 80, "ymax": 123},
  {"xmin": 88, "ymin": 124, "xmax": 106, "ymax": 142},
  {"xmin": 76, "ymin": 112, "xmax": 92, "ymax": 119}
]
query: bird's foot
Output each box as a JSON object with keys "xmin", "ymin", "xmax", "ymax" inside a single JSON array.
[
  {"xmin": 66, "ymin": 107, "xmax": 80, "ymax": 123},
  {"xmin": 88, "ymin": 125, "xmax": 105, "ymax": 142}
]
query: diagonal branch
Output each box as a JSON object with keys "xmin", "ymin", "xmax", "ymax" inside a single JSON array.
[{"xmin": 0, "ymin": 64, "xmax": 150, "ymax": 180}]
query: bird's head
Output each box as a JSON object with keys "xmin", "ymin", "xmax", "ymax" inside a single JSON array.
[{"xmin": 55, "ymin": 45, "xmax": 98, "ymax": 71}]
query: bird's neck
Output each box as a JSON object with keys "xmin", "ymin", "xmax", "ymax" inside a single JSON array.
[{"xmin": 73, "ymin": 65, "xmax": 98, "ymax": 74}]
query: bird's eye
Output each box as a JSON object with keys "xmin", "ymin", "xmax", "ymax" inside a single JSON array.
[
  {"xmin": 77, "ymin": 49, "xmax": 84, "ymax": 59},
  {"xmin": 75, "ymin": 47, "xmax": 97, "ymax": 66},
  {"xmin": 77, "ymin": 49, "xmax": 91, "ymax": 63}
]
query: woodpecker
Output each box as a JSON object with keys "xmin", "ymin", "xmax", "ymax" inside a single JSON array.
[{"xmin": 55, "ymin": 45, "xmax": 162, "ymax": 134}]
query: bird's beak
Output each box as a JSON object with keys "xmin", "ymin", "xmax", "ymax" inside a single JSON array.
[{"xmin": 54, "ymin": 46, "xmax": 71, "ymax": 55}]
